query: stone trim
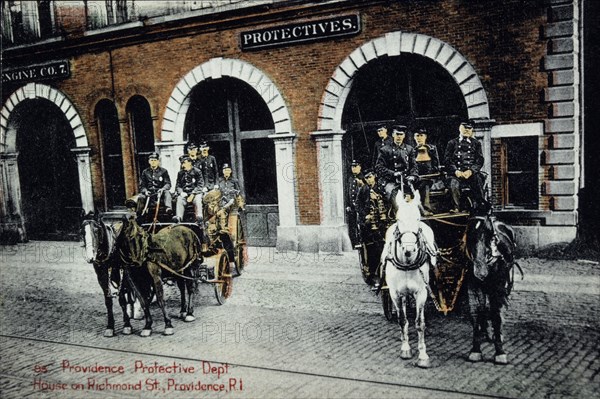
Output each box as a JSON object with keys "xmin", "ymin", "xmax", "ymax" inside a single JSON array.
[
  {"xmin": 1, "ymin": 83, "xmax": 88, "ymax": 152},
  {"xmin": 542, "ymin": 0, "xmax": 580, "ymax": 216},
  {"xmin": 316, "ymin": 31, "xmax": 490, "ymax": 132}
]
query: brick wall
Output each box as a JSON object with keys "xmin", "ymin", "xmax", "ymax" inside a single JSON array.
[{"xmin": 6, "ymin": 0, "xmax": 552, "ymax": 224}]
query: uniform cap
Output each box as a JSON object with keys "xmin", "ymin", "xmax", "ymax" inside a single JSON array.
[
  {"xmin": 187, "ymin": 142, "xmax": 198, "ymax": 150},
  {"xmin": 364, "ymin": 169, "xmax": 376, "ymax": 177},
  {"xmin": 414, "ymin": 128, "xmax": 427, "ymax": 136},
  {"xmin": 222, "ymin": 163, "xmax": 232, "ymax": 170},
  {"xmin": 148, "ymin": 152, "xmax": 159, "ymax": 160},
  {"xmin": 179, "ymin": 155, "xmax": 191, "ymax": 163},
  {"xmin": 199, "ymin": 141, "xmax": 210, "ymax": 149},
  {"xmin": 391, "ymin": 125, "xmax": 407, "ymax": 133},
  {"xmin": 460, "ymin": 121, "xmax": 473, "ymax": 129},
  {"xmin": 351, "ymin": 159, "xmax": 361, "ymax": 167}
]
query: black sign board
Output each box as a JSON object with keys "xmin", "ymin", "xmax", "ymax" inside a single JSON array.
[
  {"xmin": 240, "ymin": 14, "xmax": 361, "ymax": 51},
  {"xmin": 2, "ymin": 60, "xmax": 70, "ymax": 85}
]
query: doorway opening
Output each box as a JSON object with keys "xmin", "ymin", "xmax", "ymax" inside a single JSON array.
[
  {"xmin": 14, "ymin": 99, "xmax": 82, "ymax": 240},
  {"xmin": 185, "ymin": 77, "xmax": 278, "ymax": 246}
]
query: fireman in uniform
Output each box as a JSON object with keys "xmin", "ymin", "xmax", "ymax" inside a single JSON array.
[
  {"xmin": 444, "ymin": 121, "xmax": 485, "ymax": 213},
  {"xmin": 199, "ymin": 142, "xmax": 219, "ymax": 189},
  {"xmin": 129, "ymin": 152, "xmax": 173, "ymax": 216},
  {"xmin": 346, "ymin": 160, "xmax": 365, "ymax": 248},
  {"xmin": 186, "ymin": 142, "xmax": 203, "ymax": 171},
  {"xmin": 173, "ymin": 155, "xmax": 205, "ymax": 224},
  {"xmin": 215, "ymin": 163, "xmax": 243, "ymax": 233},
  {"xmin": 375, "ymin": 124, "xmax": 418, "ymax": 211},
  {"xmin": 414, "ymin": 128, "xmax": 440, "ymax": 216},
  {"xmin": 371, "ymin": 124, "xmax": 393, "ymax": 169}
]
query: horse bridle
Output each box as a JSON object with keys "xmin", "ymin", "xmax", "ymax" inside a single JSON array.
[
  {"xmin": 83, "ymin": 219, "xmax": 114, "ymax": 264},
  {"xmin": 387, "ymin": 225, "xmax": 428, "ymax": 270},
  {"xmin": 465, "ymin": 215, "xmax": 501, "ymax": 266}
]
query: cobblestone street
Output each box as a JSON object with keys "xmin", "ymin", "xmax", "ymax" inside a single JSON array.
[{"xmin": 1, "ymin": 242, "xmax": 599, "ymax": 398}]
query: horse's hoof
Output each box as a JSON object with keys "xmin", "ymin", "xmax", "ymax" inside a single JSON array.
[
  {"xmin": 417, "ymin": 358, "xmax": 431, "ymax": 369},
  {"xmin": 184, "ymin": 315, "xmax": 196, "ymax": 322},
  {"xmin": 140, "ymin": 329, "xmax": 152, "ymax": 337},
  {"xmin": 103, "ymin": 329, "xmax": 114, "ymax": 338},
  {"xmin": 400, "ymin": 350, "xmax": 412, "ymax": 359},
  {"xmin": 133, "ymin": 311, "xmax": 144, "ymax": 320},
  {"xmin": 164, "ymin": 327, "xmax": 174, "ymax": 336},
  {"xmin": 468, "ymin": 352, "xmax": 482, "ymax": 362},
  {"xmin": 494, "ymin": 354, "xmax": 508, "ymax": 365},
  {"xmin": 122, "ymin": 327, "xmax": 132, "ymax": 335}
]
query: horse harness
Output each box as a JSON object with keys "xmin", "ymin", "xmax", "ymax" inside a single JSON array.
[
  {"xmin": 386, "ymin": 225, "xmax": 432, "ymax": 271},
  {"xmin": 85, "ymin": 220, "xmax": 123, "ymax": 297}
]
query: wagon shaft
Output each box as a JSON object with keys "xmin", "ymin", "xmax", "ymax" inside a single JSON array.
[{"xmin": 432, "ymin": 258, "xmax": 467, "ymax": 313}]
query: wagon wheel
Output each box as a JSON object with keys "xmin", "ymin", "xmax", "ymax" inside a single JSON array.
[
  {"xmin": 233, "ymin": 215, "xmax": 247, "ymax": 275},
  {"xmin": 381, "ymin": 284, "xmax": 397, "ymax": 322},
  {"xmin": 228, "ymin": 212, "xmax": 247, "ymax": 276},
  {"xmin": 214, "ymin": 252, "xmax": 232, "ymax": 304}
]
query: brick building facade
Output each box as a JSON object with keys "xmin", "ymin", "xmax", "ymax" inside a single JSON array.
[{"xmin": 0, "ymin": 0, "xmax": 589, "ymax": 252}]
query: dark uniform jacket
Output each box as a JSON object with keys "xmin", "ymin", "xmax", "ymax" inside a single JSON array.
[
  {"xmin": 200, "ymin": 155, "xmax": 219, "ymax": 187},
  {"xmin": 372, "ymin": 136, "xmax": 393, "ymax": 168},
  {"xmin": 217, "ymin": 176, "xmax": 241, "ymax": 202},
  {"xmin": 347, "ymin": 173, "xmax": 365, "ymax": 211},
  {"xmin": 444, "ymin": 137, "xmax": 484, "ymax": 175},
  {"xmin": 375, "ymin": 142, "xmax": 418, "ymax": 185},
  {"xmin": 175, "ymin": 167, "xmax": 204, "ymax": 196},
  {"xmin": 356, "ymin": 183, "xmax": 383, "ymax": 224},
  {"xmin": 189, "ymin": 157, "xmax": 203, "ymax": 172},
  {"xmin": 139, "ymin": 167, "xmax": 171, "ymax": 194},
  {"xmin": 415, "ymin": 144, "xmax": 441, "ymax": 176}
]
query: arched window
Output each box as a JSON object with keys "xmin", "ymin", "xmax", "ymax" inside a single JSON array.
[
  {"xmin": 126, "ymin": 95, "xmax": 155, "ymax": 185},
  {"xmin": 95, "ymin": 99, "xmax": 125, "ymax": 209}
]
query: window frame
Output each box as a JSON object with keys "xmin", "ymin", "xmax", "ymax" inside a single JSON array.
[{"xmin": 491, "ymin": 123, "xmax": 542, "ymax": 210}]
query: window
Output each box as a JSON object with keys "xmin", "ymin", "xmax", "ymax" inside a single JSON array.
[
  {"xmin": 86, "ymin": 0, "xmax": 132, "ymax": 30},
  {"xmin": 501, "ymin": 136, "xmax": 539, "ymax": 208},
  {"xmin": 1, "ymin": 1, "xmax": 57, "ymax": 45},
  {"xmin": 126, "ymin": 96, "xmax": 155, "ymax": 185}
]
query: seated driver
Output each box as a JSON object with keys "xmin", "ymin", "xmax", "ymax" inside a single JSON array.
[
  {"xmin": 127, "ymin": 152, "xmax": 172, "ymax": 216},
  {"xmin": 414, "ymin": 128, "xmax": 440, "ymax": 216},
  {"xmin": 173, "ymin": 155, "xmax": 205, "ymax": 224},
  {"xmin": 444, "ymin": 121, "xmax": 485, "ymax": 213}
]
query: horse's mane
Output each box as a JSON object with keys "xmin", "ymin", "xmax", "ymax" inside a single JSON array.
[{"xmin": 394, "ymin": 190, "xmax": 421, "ymax": 232}]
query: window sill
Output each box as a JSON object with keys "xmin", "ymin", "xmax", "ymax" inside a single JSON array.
[
  {"xmin": 84, "ymin": 21, "xmax": 144, "ymax": 36},
  {"xmin": 3, "ymin": 35, "xmax": 65, "ymax": 51}
]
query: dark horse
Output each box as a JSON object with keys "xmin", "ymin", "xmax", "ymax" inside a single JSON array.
[
  {"xmin": 464, "ymin": 213, "xmax": 522, "ymax": 364},
  {"xmin": 82, "ymin": 211, "xmax": 134, "ymax": 337},
  {"xmin": 119, "ymin": 216, "xmax": 202, "ymax": 336}
]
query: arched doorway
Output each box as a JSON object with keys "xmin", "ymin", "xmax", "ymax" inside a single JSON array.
[
  {"xmin": 14, "ymin": 99, "xmax": 82, "ymax": 240},
  {"xmin": 185, "ymin": 77, "xmax": 278, "ymax": 246},
  {"xmin": 341, "ymin": 54, "xmax": 468, "ymax": 171},
  {"xmin": 95, "ymin": 99, "xmax": 126, "ymax": 209}
]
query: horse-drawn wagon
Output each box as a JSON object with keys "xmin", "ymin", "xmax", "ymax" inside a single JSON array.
[
  {"xmin": 82, "ymin": 187, "xmax": 247, "ymax": 337},
  {"xmin": 357, "ymin": 173, "xmax": 521, "ymax": 365}
]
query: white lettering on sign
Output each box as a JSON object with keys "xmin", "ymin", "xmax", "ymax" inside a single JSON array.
[
  {"xmin": 240, "ymin": 15, "xmax": 361, "ymax": 51},
  {"xmin": 2, "ymin": 61, "xmax": 70, "ymax": 84}
]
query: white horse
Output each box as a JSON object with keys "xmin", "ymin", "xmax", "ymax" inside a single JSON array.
[{"xmin": 380, "ymin": 190, "xmax": 437, "ymax": 368}]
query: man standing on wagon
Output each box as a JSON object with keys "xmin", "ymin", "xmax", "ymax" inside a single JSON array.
[
  {"xmin": 172, "ymin": 155, "xmax": 205, "ymax": 224},
  {"xmin": 375, "ymin": 124, "xmax": 418, "ymax": 211},
  {"xmin": 444, "ymin": 121, "xmax": 486, "ymax": 213},
  {"xmin": 199, "ymin": 142, "xmax": 219, "ymax": 190}
]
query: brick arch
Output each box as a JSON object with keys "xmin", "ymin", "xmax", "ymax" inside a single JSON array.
[
  {"xmin": 1, "ymin": 83, "xmax": 88, "ymax": 152},
  {"xmin": 161, "ymin": 57, "xmax": 292, "ymax": 142},
  {"xmin": 317, "ymin": 32, "xmax": 490, "ymax": 131}
]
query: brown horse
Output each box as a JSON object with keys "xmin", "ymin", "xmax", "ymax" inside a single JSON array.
[
  {"xmin": 81, "ymin": 211, "xmax": 134, "ymax": 337},
  {"xmin": 119, "ymin": 215, "xmax": 202, "ymax": 336},
  {"xmin": 465, "ymin": 213, "xmax": 522, "ymax": 364}
]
